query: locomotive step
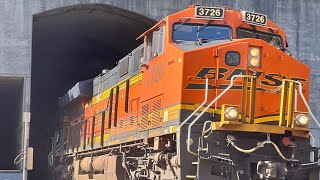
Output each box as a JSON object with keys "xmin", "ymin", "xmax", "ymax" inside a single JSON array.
[
  {"xmin": 197, "ymin": 147, "xmax": 208, "ymax": 152},
  {"xmin": 186, "ymin": 175, "xmax": 197, "ymax": 179}
]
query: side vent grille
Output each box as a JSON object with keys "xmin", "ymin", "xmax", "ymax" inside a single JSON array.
[
  {"xmin": 139, "ymin": 47, "xmax": 144, "ymax": 58},
  {"xmin": 133, "ymin": 46, "xmax": 144, "ymax": 72},
  {"xmin": 139, "ymin": 95, "xmax": 163, "ymax": 131},
  {"xmin": 140, "ymin": 104, "xmax": 149, "ymax": 130},
  {"xmin": 151, "ymin": 99, "xmax": 162, "ymax": 128},
  {"xmin": 119, "ymin": 120, "xmax": 124, "ymax": 129},
  {"xmin": 130, "ymin": 116, "xmax": 136, "ymax": 126}
]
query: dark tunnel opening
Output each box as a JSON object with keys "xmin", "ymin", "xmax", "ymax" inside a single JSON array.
[
  {"xmin": 0, "ymin": 77, "xmax": 23, "ymax": 170},
  {"xmin": 30, "ymin": 4, "xmax": 155, "ymax": 179}
]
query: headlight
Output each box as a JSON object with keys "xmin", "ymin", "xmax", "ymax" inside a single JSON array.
[
  {"xmin": 248, "ymin": 47, "xmax": 261, "ymax": 67},
  {"xmin": 250, "ymin": 47, "xmax": 260, "ymax": 56},
  {"xmin": 295, "ymin": 114, "xmax": 308, "ymax": 126},
  {"xmin": 225, "ymin": 107, "xmax": 239, "ymax": 120},
  {"xmin": 249, "ymin": 57, "xmax": 260, "ymax": 67}
]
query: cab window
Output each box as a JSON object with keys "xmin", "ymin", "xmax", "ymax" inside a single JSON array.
[
  {"xmin": 172, "ymin": 23, "xmax": 231, "ymax": 42},
  {"xmin": 145, "ymin": 26, "xmax": 165, "ymax": 61},
  {"xmin": 236, "ymin": 28, "xmax": 284, "ymax": 49}
]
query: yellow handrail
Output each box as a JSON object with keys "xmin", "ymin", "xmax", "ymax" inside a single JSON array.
[
  {"xmin": 279, "ymin": 80, "xmax": 295, "ymax": 127},
  {"xmin": 240, "ymin": 76, "xmax": 256, "ymax": 123}
]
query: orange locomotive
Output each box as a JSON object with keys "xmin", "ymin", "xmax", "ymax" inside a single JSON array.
[{"xmin": 49, "ymin": 5, "xmax": 319, "ymax": 180}]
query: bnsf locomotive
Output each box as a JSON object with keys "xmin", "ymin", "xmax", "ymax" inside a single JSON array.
[{"xmin": 49, "ymin": 5, "xmax": 320, "ymax": 180}]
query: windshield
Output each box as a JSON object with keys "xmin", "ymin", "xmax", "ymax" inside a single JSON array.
[
  {"xmin": 172, "ymin": 23, "xmax": 231, "ymax": 42},
  {"xmin": 236, "ymin": 28, "xmax": 284, "ymax": 49}
]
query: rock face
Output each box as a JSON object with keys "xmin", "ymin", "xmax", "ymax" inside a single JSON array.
[{"xmin": 0, "ymin": 0, "xmax": 319, "ymax": 179}]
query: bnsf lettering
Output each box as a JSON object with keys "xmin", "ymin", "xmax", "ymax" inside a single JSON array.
[
  {"xmin": 225, "ymin": 69, "xmax": 264, "ymax": 80},
  {"xmin": 260, "ymin": 74, "xmax": 286, "ymax": 87},
  {"xmin": 254, "ymin": 71, "xmax": 264, "ymax": 79},
  {"xmin": 186, "ymin": 67, "xmax": 308, "ymax": 90},
  {"xmin": 195, "ymin": 67, "xmax": 228, "ymax": 79},
  {"xmin": 226, "ymin": 69, "xmax": 247, "ymax": 80}
]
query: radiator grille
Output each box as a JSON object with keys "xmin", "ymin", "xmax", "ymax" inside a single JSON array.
[
  {"xmin": 119, "ymin": 119, "xmax": 124, "ymax": 129},
  {"xmin": 139, "ymin": 95, "xmax": 163, "ymax": 131},
  {"xmin": 133, "ymin": 46, "xmax": 144, "ymax": 72},
  {"xmin": 140, "ymin": 103, "xmax": 149, "ymax": 130},
  {"xmin": 151, "ymin": 99, "xmax": 162, "ymax": 128},
  {"xmin": 130, "ymin": 116, "xmax": 136, "ymax": 126}
]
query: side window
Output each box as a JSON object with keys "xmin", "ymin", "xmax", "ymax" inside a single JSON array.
[
  {"xmin": 144, "ymin": 26, "xmax": 165, "ymax": 61},
  {"xmin": 152, "ymin": 26, "xmax": 164, "ymax": 57}
]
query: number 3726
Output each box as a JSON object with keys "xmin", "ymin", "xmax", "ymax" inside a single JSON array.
[
  {"xmin": 245, "ymin": 13, "xmax": 266, "ymax": 24},
  {"xmin": 197, "ymin": 8, "xmax": 223, "ymax": 17}
]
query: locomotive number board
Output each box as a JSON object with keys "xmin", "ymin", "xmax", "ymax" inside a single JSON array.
[
  {"xmin": 195, "ymin": 6, "xmax": 224, "ymax": 19},
  {"xmin": 242, "ymin": 11, "xmax": 267, "ymax": 26}
]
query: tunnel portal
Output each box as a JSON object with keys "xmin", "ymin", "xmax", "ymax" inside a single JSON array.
[
  {"xmin": 31, "ymin": 4, "xmax": 155, "ymax": 179},
  {"xmin": 0, "ymin": 77, "xmax": 23, "ymax": 170}
]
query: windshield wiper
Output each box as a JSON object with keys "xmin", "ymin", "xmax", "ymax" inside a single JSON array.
[
  {"xmin": 195, "ymin": 20, "xmax": 212, "ymax": 45},
  {"xmin": 195, "ymin": 36, "xmax": 232, "ymax": 46},
  {"xmin": 174, "ymin": 39, "xmax": 190, "ymax": 44},
  {"xmin": 196, "ymin": 20, "xmax": 212, "ymax": 35},
  {"xmin": 195, "ymin": 38, "xmax": 209, "ymax": 46},
  {"xmin": 173, "ymin": 18, "xmax": 191, "ymax": 32}
]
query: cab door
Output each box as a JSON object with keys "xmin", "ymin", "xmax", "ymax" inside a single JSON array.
[{"xmin": 139, "ymin": 26, "xmax": 166, "ymax": 131}]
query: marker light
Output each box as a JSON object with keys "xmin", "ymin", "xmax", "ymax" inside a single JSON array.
[
  {"xmin": 249, "ymin": 57, "xmax": 260, "ymax": 67},
  {"xmin": 281, "ymin": 137, "xmax": 292, "ymax": 146},
  {"xmin": 225, "ymin": 107, "xmax": 239, "ymax": 120},
  {"xmin": 250, "ymin": 47, "xmax": 260, "ymax": 56},
  {"xmin": 295, "ymin": 114, "xmax": 308, "ymax": 126}
]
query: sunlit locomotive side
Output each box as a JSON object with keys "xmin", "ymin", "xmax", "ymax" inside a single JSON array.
[{"xmin": 49, "ymin": 5, "xmax": 318, "ymax": 180}]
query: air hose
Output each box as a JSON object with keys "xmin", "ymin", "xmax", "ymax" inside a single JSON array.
[{"xmin": 226, "ymin": 134, "xmax": 296, "ymax": 162}]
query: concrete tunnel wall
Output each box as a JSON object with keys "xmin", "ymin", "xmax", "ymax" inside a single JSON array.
[{"xmin": 0, "ymin": 0, "xmax": 320, "ymax": 179}]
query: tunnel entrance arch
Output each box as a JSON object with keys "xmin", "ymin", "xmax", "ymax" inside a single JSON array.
[{"xmin": 30, "ymin": 4, "xmax": 156, "ymax": 179}]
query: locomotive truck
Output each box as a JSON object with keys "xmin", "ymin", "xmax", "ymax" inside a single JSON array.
[{"xmin": 49, "ymin": 5, "xmax": 320, "ymax": 180}]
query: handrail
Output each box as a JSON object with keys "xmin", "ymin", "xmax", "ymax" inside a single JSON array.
[
  {"xmin": 187, "ymin": 75, "xmax": 247, "ymax": 156},
  {"xmin": 280, "ymin": 80, "xmax": 319, "ymax": 149},
  {"xmin": 294, "ymin": 80, "xmax": 320, "ymax": 152},
  {"xmin": 182, "ymin": 78, "xmax": 319, "ymax": 158},
  {"xmin": 176, "ymin": 78, "xmax": 208, "ymax": 162},
  {"xmin": 294, "ymin": 88, "xmax": 298, "ymax": 111},
  {"xmin": 294, "ymin": 81, "xmax": 320, "ymax": 128}
]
